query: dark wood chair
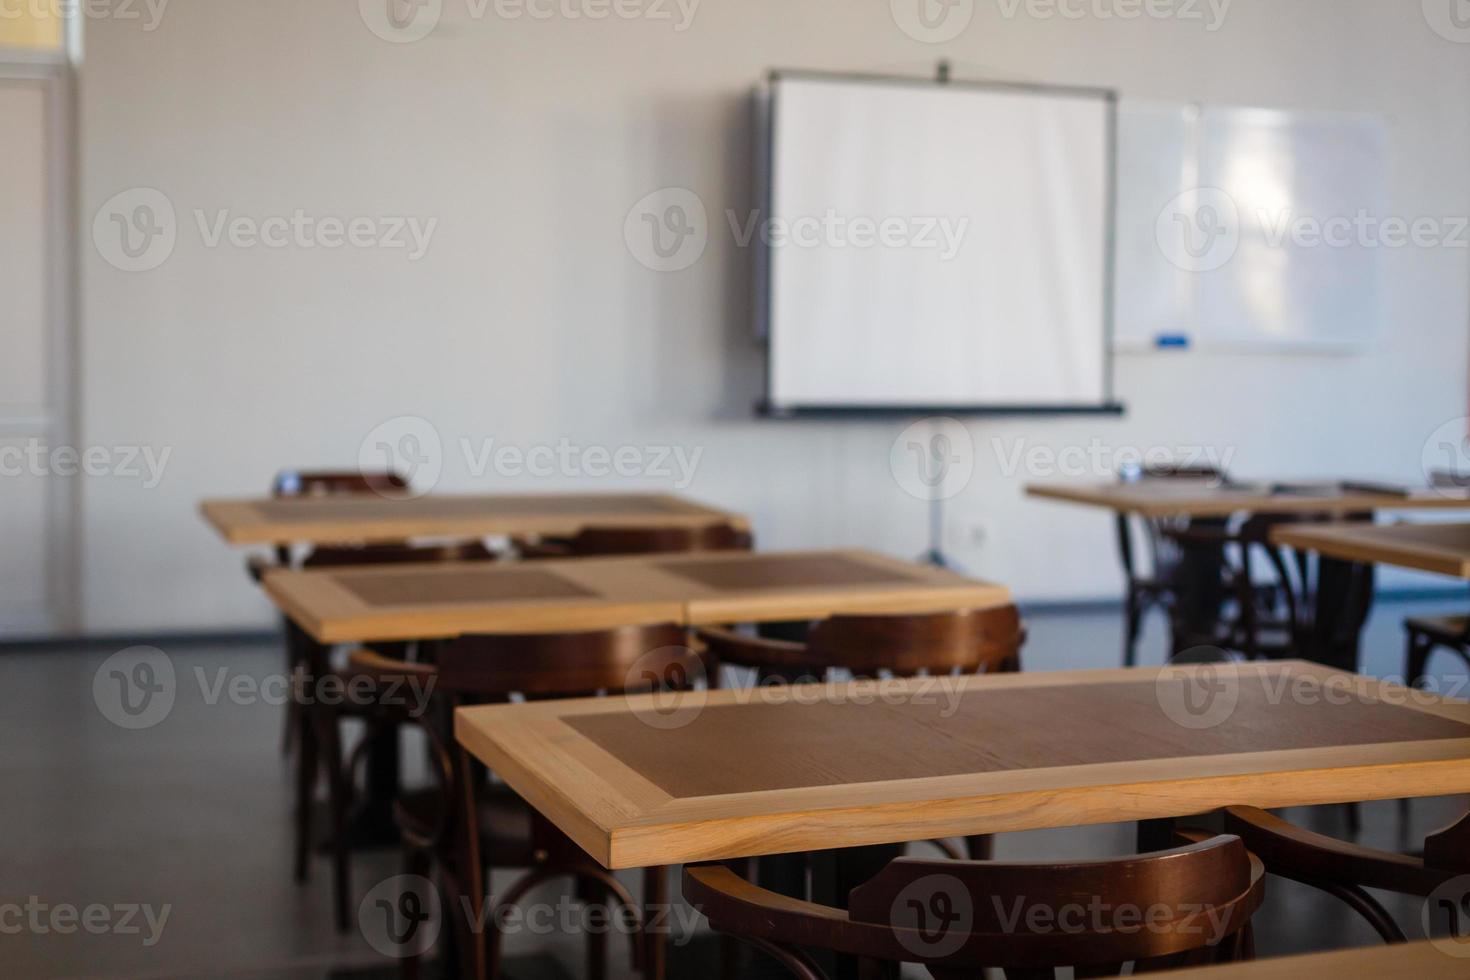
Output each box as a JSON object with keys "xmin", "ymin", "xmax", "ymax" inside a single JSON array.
[
  {"xmin": 1406, "ymin": 612, "xmax": 1470, "ymax": 690},
  {"xmin": 1224, "ymin": 805, "xmax": 1470, "ymax": 942},
  {"xmin": 1164, "ymin": 513, "xmax": 1325, "ymax": 662},
  {"xmin": 291, "ymin": 540, "xmax": 498, "ymax": 923},
  {"xmin": 516, "ymin": 522, "xmax": 752, "ymax": 559},
  {"xmin": 340, "ymin": 624, "xmax": 708, "ymax": 980},
  {"xmin": 698, "ymin": 605, "xmax": 1024, "ymax": 866},
  {"xmin": 1114, "ymin": 463, "xmax": 1230, "ymax": 667},
  {"xmin": 684, "ymin": 833, "xmax": 1263, "ymax": 979}
]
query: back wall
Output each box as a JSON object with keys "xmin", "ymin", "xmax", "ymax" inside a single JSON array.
[{"xmin": 77, "ymin": 0, "xmax": 1470, "ymax": 632}]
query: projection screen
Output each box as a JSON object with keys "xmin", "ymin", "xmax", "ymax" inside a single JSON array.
[{"xmin": 760, "ymin": 73, "xmax": 1118, "ymax": 415}]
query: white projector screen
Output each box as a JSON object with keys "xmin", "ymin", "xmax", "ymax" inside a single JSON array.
[{"xmin": 761, "ymin": 74, "xmax": 1117, "ymax": 415}]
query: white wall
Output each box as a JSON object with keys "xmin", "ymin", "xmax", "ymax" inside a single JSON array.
[{"xmin": 77, "ymin": 0, "xmax": 1470, "ymax": 633}]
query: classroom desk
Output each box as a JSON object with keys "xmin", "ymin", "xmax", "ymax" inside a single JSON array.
[
  {"xmin": 454, "ymin": 660, "xmax": 1470, "ymax": 869},
  {"xmin": 1272, "ymin": 522, "xmax": 1470, "ymax": 579},
  {"xmin": 262, "ymin": 549, "xmax": 1011, "ymax": 644},
  {"xmin": 1027, "ymin": 481, "xmax": 1470, "ymax": 670},
  {"xmin": 1026, "ymin": 480, "xmax": 1470, "ymax": 518},
  {"xmin": 200, "ymin": 491, "xmax": 748, "ymax": 546},
  {"xmin": 1156, "ymin": 941, "xmax": 1464, "ymax": 979}
]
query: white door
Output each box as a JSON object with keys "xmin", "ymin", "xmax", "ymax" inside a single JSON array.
[{"xmin": 0, "ymin": 55, "xmax": 75, "ymax": 636}]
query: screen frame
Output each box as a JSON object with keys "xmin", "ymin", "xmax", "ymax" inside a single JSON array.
[{"xmin": 757, "ymin": 69, "xmax": 1126, "ymax": 419}]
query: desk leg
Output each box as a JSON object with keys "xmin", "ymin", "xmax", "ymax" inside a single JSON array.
[
  {"xmin": 812, "ymin": 844, "xmax": 902, "ymax": 980},
  {"xmin": 1311, "ymin": 555, "xmax": 1376, "ymax": 673},
  {"xmin": 287, "ymin": 622, "xmax": 403, "ymax": 850}
]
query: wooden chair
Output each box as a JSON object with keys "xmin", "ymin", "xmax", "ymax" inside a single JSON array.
[
  {"xmin": 1405, "ymin": 612, "xmax": 1470, "ymax": 690},
  {"xmin": 684, "ymin": 834, "xmax": 1264, "ymax": 979},
  {"xmin": 246, "ymin": 468, "xmax": 413, "ymax": 753},
  {"xmin": 291, "ymin": 540, "xmax": 498, "ymax": 923},
  {"xmin": 1160, "ymin": 511, "xmax": 1371, "ymax": 666},
  {"xmin": 516, "ymin": 522, "xmax": 752, "ymax": 559},
  {"xmin": 698, "ymin": 604, "xmax": 1024, "ymax": 865},
  {"xmin": 341, "ymin": 624, "xmax": 707, "ymax": 980},
  {"xmin": 1114, "ymin": 463, "xmax": 1229, "ymax": 667},
  {"xmin": 1224, "ymin": 805, "xmax": 1470, "ymax": 942}
]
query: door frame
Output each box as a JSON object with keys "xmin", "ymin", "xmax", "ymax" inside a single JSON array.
[{"xmin": 0, "ymin": 47, "xmax": 78, "ymax": 636}]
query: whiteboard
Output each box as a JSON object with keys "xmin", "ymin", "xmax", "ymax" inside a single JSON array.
[
  {"xmin": 1115, "ymin": 101, "xmax": 1386, "ymax": 351},
  {"xmin": 762, "ymin": 74, "xmax": 1116, "ymax": 413}
]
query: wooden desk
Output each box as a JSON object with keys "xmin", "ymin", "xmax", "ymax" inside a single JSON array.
[
  {"xmin": 263, "ymin": 549, "xmax": 1011, "ymax": 644},
  {"xmin": 454, "ymin": 660, "xmax": 1470, "ymax": 869},
  {"xmin": 1026, "ymin": 481, "xmax": 1470, "ymax": 518},
  {"xmin": 200, "ymin": 492, "xmax": 747, "ymax": 546},
  {"xmin": 1273, "ymin": 522, "xmax": 1470, "ymax": 580},
  {"xmin": 1157, "ymin": 941, "xmax": 1464, "ymax": 979}
]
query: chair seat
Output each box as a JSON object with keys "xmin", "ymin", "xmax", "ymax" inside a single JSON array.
[
  {"xmin": 393, "ymin": 783, "xmax": 536, "ymax": 867},
  {"xmin": 1407, "ymin": 615, "xmax": 1469, "ymax": 645}
]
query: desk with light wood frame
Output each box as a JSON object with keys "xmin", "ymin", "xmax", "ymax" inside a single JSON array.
[
  {"xmin": 1156, "ymin": 940, "xmax": 1464, "ymax": 979},
  {"xmin": 1272, "ymin": 522, "xmax": 1470, "ymax": 579},
  {"xmin": 262, "ymin": 549, "xmax": 1011, "ymax": 644},
  {"xmin": 200, "ymin": 492, "xmax": 748, "ymax": 546},
  {"xmin": 1026, "ymin": 481, "xmax": 1470, "ymax": 518},
  {"xmin": 454, "ymin": 661, "xmax": 1470, "ymax": 869}
]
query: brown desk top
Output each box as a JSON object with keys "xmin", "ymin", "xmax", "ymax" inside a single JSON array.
[
  {"xmin": 1026, "ymin": 481, "xmax": 1470, "ymax": 518},
  {"xmin": 199, "ymin": 492, "xmax": 748, "ymax": 545},
  {"xmin": 454, "ymin": 661, "xmax": 1470, "ymax": 868},
  {"xmin": 1272, "ymin": 522, "xmax": 1470, "ymax": 579},
  {"xmin": 1155, "ymin": 941, "xmax": 1464, "ymax": 979},
  {"xmin": 263, "ymin": 549, "xmax": 1011, "ymax": 643}
]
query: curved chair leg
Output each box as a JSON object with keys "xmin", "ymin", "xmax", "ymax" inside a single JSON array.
[
  {"xmin": 400, "ymin": 847, "xmax": 434, "ymax": 980},
  {"xmin": 1321, "ymin": 882, "xmax": 1408, "ymax": 943},
  {"xmin": 963, "ymin": 835, "xmax": 993, "ymax": 861},
  {"xmin": 1123, "ymin": 592, "xmax": 1143, "ymax": 668},
  {"xmin": 576, "ymin": 876, "xmax": 609, "ymax": 980},
  {"xmin": 745, "ymin": 937, "xmax": 829, "ymax": 980},
  {"xmin": 293, "ymin": 678, "xmax": 318, "ymax": 884}
]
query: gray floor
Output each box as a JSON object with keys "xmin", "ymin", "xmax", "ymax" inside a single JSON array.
[{"xmin": 3, "ymin": 594, "xmax": 1468, "ymax": 979}]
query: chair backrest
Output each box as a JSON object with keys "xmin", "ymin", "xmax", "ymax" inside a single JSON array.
[
  {"xmin": 702, "ymin": 606, "xmax": 1025, "ymax": 679},
  {"xmin": 302, "ymin": 540, "xmax": 496, "ymax": 568},
  {"xmin": 272, "ymin": 469, "xmax": 408, "ymax": 497},
  {"xmin": 566, "ymin": 523, "xmax": 752, "ymax": 556},
  {"xmin": 805, "ymin": 604, "xmax": 1025, "ymax": 676},
  {"xmin": 1115, "ymin": 463, "xmax": 1228, "ymax": 581},
  {"xmin": 685, "ymin": 835, "xmax": 1262, "ymax": 977},
  {"xmin": 436, "ymin": 622, "xmax": 701, "ymax": 699}
]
